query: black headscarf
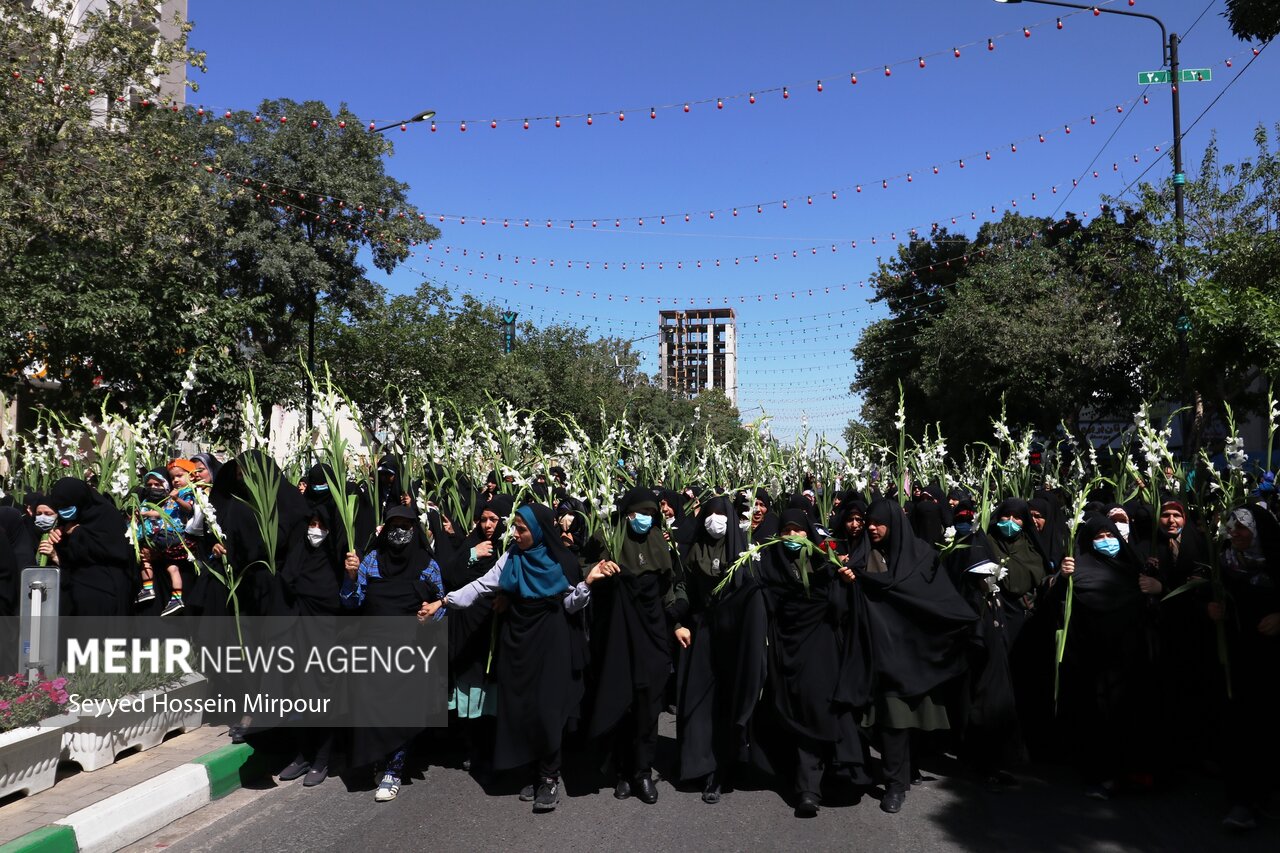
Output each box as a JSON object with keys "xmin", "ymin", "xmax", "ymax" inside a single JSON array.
[
  {"xmin": 752, "ymin": 487, "xmax": 780, "ymax": 544},
  {"xmin": 617, "ymin": 487, "xmax": 672, "ymax": 575},
  {"xmin": 444, "ymin": 494, "xmax": 514, "ymax": 592},
  {"xmin": 1068, "ymin": 515, "xmax": 1144, "ymax": 615},
  {"xmin": 375, "ymin": 505, "xmax": 435, "ymax": 581},
  {"xmin": 681, "ymin": 495, "xmax": 746, "ymax": 580},
  {"xmin": 987, "ymin": 497, "xmax": 1052, "ymax": 597},
  {"xmin": 0, "ymin": 507, "xmax": 35, "ymax": 616}
]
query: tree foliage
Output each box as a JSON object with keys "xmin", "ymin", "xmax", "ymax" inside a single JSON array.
[
  {"xmin": 0, "ymin": 1, "xmax": 741, "ymax": 447},
  {"xmin": 850, "ymin": 131, "xmax": 1280, "ymax": 452},
  {"xmin": 1223, "ymin": 0, "xmax": 1280, "ymax": 43}
]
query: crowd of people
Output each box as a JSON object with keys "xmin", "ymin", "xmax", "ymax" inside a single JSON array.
[{"xmin": 1, "ymin": 451, "xmax": 1277, "ymax": 830}]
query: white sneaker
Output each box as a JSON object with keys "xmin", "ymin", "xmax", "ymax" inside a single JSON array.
[{"xmin": 374, "ymin": 773, "xmax": 400, "ymax": 802}]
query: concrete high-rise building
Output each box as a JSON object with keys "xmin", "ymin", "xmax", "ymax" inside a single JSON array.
[{"xmin": 657, "ymin": 309, "xmax": 737, "ymax": 407}]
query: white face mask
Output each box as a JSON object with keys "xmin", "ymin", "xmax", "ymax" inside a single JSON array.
[
  {"xmin": 34, "ymin": 514, "xmax": 57, "ymax": 532},
  {"xmin": 704, "ymin": 514, "xmax": 728, "ymax": 539},
  {"xmin": 1114, "ymin": 522, "xmax": 1131, "ymax": 541},
  {"xmin": 306, "ymin": 527, "xmax": 329, "ymax": 547}
]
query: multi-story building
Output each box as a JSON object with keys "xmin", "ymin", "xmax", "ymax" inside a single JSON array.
[{"xmin": 657, "ymin": 309, "xmax": 737, "ymax": 407}]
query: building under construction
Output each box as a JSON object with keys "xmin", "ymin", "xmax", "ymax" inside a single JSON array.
[{"xmin": 657, "ymin": 309, "xmax": 737, "ymax": 407}]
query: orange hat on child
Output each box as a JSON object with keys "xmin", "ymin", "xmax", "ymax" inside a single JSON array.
[{"xmin": 168, "ymin": 459, "xmax": 197, "ymax": 473}]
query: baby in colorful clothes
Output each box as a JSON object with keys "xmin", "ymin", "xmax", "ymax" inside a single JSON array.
[{"xmin": 135, "ymin": 460, "xmax": 196, "ymax": 616}]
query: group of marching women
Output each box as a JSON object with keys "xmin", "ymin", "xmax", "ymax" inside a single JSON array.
[{"xmin": 1, "ymin": 456, "xmax": 1277, "ymax": 830}]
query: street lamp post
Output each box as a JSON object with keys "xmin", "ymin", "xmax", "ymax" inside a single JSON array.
[
  {"xmin": 304, "ymin": 108, "xmax": 436, "ymax": 444},
  {"xmin": 995, "ymin": 0, "xmax": 1196, "ymax": 447},
  {"xmin": 992, "ymin": 2, "xmax": 1183, "ymax": 236}
]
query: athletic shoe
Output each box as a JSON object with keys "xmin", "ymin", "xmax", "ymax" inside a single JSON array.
[
  {"xmin": 533, "ymin": 777, "xmax": 559, "ymax": 812},
  {"xmin": 374, "ymin": 773, "xmax": 400, "ymax": 802},
  {"xmin": 160, "ymin": 596, "xmax": 185, "ymax": 617},
  {"xmin": 1221, "ymin": 804, "xmax": 1257, "ymax": 832},
  {"xmin": 135, "ymin": 586, "xmax": 156, "ymax": 604}
]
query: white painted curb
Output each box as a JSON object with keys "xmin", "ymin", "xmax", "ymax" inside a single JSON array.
[{"xmin": 55, "ymin": 764, "xmax": 211, "ymax": 853}]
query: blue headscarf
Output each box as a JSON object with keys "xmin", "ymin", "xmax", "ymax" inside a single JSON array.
[{"xmin": 499, "ymin": 504, "xmax": 570, "ymax": 599}]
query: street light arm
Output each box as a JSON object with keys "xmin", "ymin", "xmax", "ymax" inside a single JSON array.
[
  {"xmin": 371, "ymin": 109, "xmax": 437, "ymax": 134},
  {"xmin": 996, "ymin": 0, "xmax": 1167, "ymax": 64}
]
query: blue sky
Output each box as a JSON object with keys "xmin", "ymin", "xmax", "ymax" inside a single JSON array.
[{"xmin": 187, "ymin": 1, "xmax": 1275, "ymax": 440}]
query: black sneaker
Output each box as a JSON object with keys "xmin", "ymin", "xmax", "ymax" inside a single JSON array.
[
  {"xmin": 135, "ymin": 586, "xmax": 156, "ymax": 605},
  {"xmin": 519, "ymin": 783, "xmax": 537, "ymax": 802},
  {"xmin": 533, "ymin": 777, "xmax": 559, "ymax": 812},
  {"xmin": 161, "ymin": 596, "xmax": 185, "ymax": 617}
]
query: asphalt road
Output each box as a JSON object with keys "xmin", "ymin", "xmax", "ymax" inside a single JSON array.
[{"xmin": 128, "ymin": 715, "xmax": 1279, "ymax": 853}]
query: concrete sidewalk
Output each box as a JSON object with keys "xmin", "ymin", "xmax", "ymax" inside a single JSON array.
[{"xmin": 0, "ymin": 725, "xmax": 231, "ymax": 847}]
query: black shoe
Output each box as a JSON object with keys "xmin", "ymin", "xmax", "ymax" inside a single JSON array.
[
  {"xmin": 160, "ymin": 596, "xmax": 185, "ymax": 617},
  {"xmin": 702, "ymin": 773, "xmax": 722, "ymax": 804},
  {"xmin": 303, "ymin": 766, "xmax": 328, "ymax": 787},
  {"xmin": 910, "ymin": 769, "xmax": 924, "ymax": 786},
  {"xmin": 795, "ymin": 792, "xmax": 820, "ymax": 817},
  {"xmin": 1222, "ymin": 804, "xmax": 1257, "ymax": 832},
  {"xmin": 135, "ymin": 586, "xmax": 156, "ymax": 605},
  {"xmin": 881, "ymin": 789, "xmax": 906, "ymax": 814},
  {"xmin": 533, "ymin": 777, "xmax": 560, "ymax": 813},
  {"xmin": 278, "ymin": 758, "xmax": 310, "ymax": 781},
  {"xmin": 228, "ymin": 724, "xmax": 248, "ymax": 744},
  {"xmin": 634, "ymin": 775, "xmax": 658, "ymax": 804},
  {"xmin": 613, "ymin": 778, "xmax": 632, "ymax": 800},
  {"xmin": 519, "ymin": 782, "xmax": 537, "ymax": 802}
]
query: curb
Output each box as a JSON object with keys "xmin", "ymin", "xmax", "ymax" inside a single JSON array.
[{"xmin": 0, "ymin": 743, "xmax": 270, "ymax": 853}]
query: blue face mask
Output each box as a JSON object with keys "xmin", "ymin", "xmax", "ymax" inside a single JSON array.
[
  {"xmin": 782, "ymin": 538, "xmax": 805, "ymax": 552},
  {"xmin": 954, "ymin": 522, "xmax": 973, "ymax": 535},
  {"xmin": 996, "ymin": 519, "xmax": 1022, "ymax": 538},
  {"xmin": 1093, "ymin": 537, "xmax": 1121, "ymax": 558},
  {"xmin": 628, "ymin": 514, "xmax": 654, "ymax": 535},
  {"xmin": 57, "ymin": 506, "xmax": 78, "ymax": 521}
]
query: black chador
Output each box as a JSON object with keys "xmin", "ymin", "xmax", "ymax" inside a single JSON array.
[
  {"xmin": 753, "ymin": 509, "xmax": 870, "ymax": 813},
  {"xmin": 672, "ymin": 496, "xmax": 767, "ymax": 803},
  {"xmin": 588, "ymin": 487, "xmax": 676, "ymax": 799}
]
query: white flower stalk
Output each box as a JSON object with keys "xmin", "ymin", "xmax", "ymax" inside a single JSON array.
[{"xmin": 1224, "ymin": 435, "xmax": 1246, "ymax": 471}]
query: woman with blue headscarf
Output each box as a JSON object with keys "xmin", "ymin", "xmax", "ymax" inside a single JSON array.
[{"xmin": 426, "ymin": 502, "xmax": 617, "ymax": 813}]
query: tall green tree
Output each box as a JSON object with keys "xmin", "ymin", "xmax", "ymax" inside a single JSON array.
[
  {"xmin": 0, "ymin": 2, "xmax": 439, "ymax": 433},
  {"xmin": 849, "ymin": 212, "xmax": 1154, "ymax": 444},
  {"xmin": 1120, "ymin": 127, "xmax": 1280, "ymax": 447}
]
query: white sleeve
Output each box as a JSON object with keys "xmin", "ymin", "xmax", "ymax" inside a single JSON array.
[{"xmin": 444, "ymin": 553, "xmax": 506, "ymax": 610}]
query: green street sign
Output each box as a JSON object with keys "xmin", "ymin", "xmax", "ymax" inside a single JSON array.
[{"xmin": 1138, "ymin": 68, "xmax": 1212, "ymax": 84}]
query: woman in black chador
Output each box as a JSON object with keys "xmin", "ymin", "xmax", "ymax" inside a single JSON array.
[
  {"xmin": 272, "ymin": 463, "xmax": 355, "ymax": 789},
  {"xmin": 434, "ymin": 503, "xmax": 613, "ymax": 813},
  {"xmin": 442, "ymin": 494, "xmax": 514, "ymax": 773},
  {"xmin": 855, "ymin": 500, "xmax": 974, "ymax": 815},
  {"xmin": 672, "ymin": 495, "xmax": 767, "ymax": 804},
  {"xmin": 1054, "ymin": 514, "xmax": 1154, "ymax": 801},
  {"xmin": 46, "ymin": 477, "xmax": 133, "ymax": 617},
  {"xmin": 755, "ymin": 508, "xmax": 869, "ymax": 817},
  {"xmin": 941, "ymin": 503, "xmax": 1023, "ymax": 786},
  {"xmin": 1210, "ymin": 505, "xmax": 1280, "ymax": 832},
  {"xmin": 588, "ymin": 487, "xmax": 677, "ymax": 805}
]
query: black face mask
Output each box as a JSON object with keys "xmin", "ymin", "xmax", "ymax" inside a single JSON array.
[
  {"xmin": 385, "ymin": 527, "xmax": 413, "ymax": 549},
  {"xmin": 145, "ymin": 486, "xmax": 168, "ymax": 503}
]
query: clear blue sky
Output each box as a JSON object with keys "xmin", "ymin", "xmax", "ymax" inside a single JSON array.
[{"xmin": 187, "ymin": 0, "xmax": 1275, "ymax": 440}]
